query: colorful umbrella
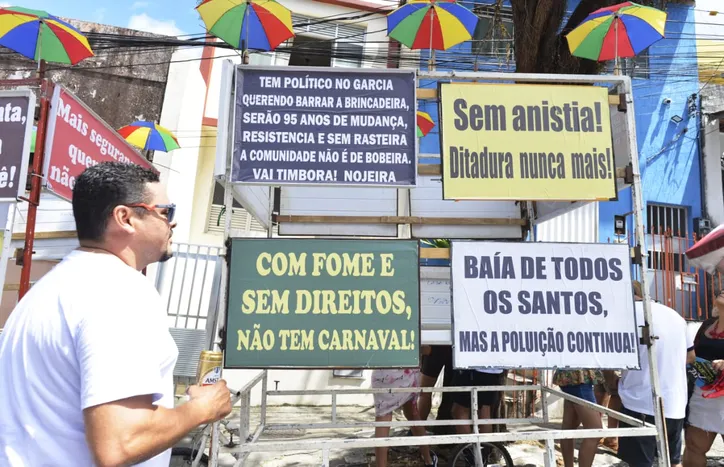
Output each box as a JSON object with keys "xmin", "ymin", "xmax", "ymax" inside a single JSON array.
[
  {"xmin": 196, "ymin": 0, "xmax": 294, "ymax": 51},
  {"xmin": 417, "ymin": 111, "xmax": 435, "ymax": 137},
  {"xmin": 117, "ymin": 121, "xmax": 180, "ymax": 152},
  {"xmin": 566, "ymin": 2, "xmax": 666, "ymax": 62},
  {"xmin": 0, "ymin": 7, "xmax": 94, "ymax": 65},
  {"xmin": 387, "ymin": 0, "xmax": 478, "ymax": 51}
]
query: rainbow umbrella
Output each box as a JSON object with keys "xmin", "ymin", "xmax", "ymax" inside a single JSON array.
[
  {"xmin": 0, "ymin": 7, "xmax": 93, "ymax": 64},
  {"xmin": 117, "ymin": 121, "xmax": 180, "ymax": 152},
  {"xmin": 196, "ymin": 0, "xmax": 294, "ymax": 51},
  {"xmin": 566, "ymin": 2, "xmax": 666, "ymax": 62},
  {"xmin": 387, "ymin": 0, "xmax": 478, "ymax": 51},
  {"xmin": 417, "ymin": 111, "xmax": 435, "ymax": 137}
]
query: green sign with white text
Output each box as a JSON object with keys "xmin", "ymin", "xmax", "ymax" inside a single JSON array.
[{"xmin": 224, "ymin": 238, "xmax": 420, "ymax": 368}]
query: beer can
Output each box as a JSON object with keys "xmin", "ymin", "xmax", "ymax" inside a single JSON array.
[{"xmin": 196, "ymin": 350, "xmax": 223, "ymax": 386}]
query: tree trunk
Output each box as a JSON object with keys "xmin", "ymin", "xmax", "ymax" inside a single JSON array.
[{"xmin": 510, "ymin": 0, "xmax": 659, "ymax": 74}]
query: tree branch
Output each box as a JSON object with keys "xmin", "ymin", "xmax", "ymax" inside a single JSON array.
[{"xmin": 510, "ymin": 0, "xmax": 660, "ymax": 74}]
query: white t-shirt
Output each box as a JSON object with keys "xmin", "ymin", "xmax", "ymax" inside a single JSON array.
[
  {"xmin": 0, "ymin": 250, "xmax": 179, "ymax": 467},
  {"xmin": 617, "ymin": 301, "xmax": 693, "ymax": 419}
]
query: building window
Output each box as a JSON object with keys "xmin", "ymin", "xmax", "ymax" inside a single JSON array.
[
  {"xmin": 248, "ymin": 52, "xmax": 275, "ymax": 66},
  {"xmin": 290, "ymin": 13, "xmax": 365, "ymax": 68},
  {"xmin": 212, "ymin": 181, "xmax": 241, "ymax": 209},
  {"xmin": 471, "ymin": 4, "xmax": 513, "ymax": 58},
  {"xmin": 646, "ymin": 203, "xmax": 687, "ymax": 270},
  {"xmin": 647, "ymin": 203, "xmax": 687, "ymax": 237},
  {"xmin": 288, "ymin": 35, "xmax": 333, "ymax": 67},
  {"xmin": 333, "ymin": 42, "xmax": 364, "ymax": 68},
  {"xmin": 206, "ymin": 182, "xmax": 266, "ymax": 234}
]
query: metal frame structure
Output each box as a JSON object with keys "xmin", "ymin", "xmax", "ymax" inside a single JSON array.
[
  {"xmin": 211, "ymin": 69, "xmax": 669, "ymax": 467},
  {"xmin": 212, "ymin": 372, "xmax": 657, "ymax": 467}
]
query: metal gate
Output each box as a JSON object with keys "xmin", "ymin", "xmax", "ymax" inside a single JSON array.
[{"xmin": 155, "ymin": 242, "xmax": 223, "ymax": 351}]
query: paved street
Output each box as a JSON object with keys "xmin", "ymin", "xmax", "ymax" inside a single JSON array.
[{"xmin": 216, "ymin": 406, "xmax": 724, "ymax": 466}]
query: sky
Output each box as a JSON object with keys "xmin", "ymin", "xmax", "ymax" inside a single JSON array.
[{"xmin": 5, "ymin": 1, "xmax": 205, "ymax": 36}]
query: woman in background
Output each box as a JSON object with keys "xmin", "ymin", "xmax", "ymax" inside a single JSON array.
[
  {"xmin": 372, "ymin": 367, "xmax": 438, "ymax": 467},
  {"xmin": 683, "ymin": 284, "xmax": 724, "ymax": 466},
  {"xmin": 554, "ymin": 369, "xmax": 604, "ymax": 467}
]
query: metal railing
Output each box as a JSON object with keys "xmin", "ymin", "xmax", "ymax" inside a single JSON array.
[
  {"xmin": 611, "ymin": 228, "xmax": 722, "ymax": 321},
  {"xmin": 155, "ymin": 243, "xmax": 223, "ymax": 348}
]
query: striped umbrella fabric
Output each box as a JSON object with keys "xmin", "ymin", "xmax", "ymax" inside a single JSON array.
[
  {"xmin": 117, "ymin": 121, "xmax": 180, "ymax": 152},
  {"xmin": 0, "ymin": 6, "xmax": 93, "ymax": 64},
  {"xmin": 566, "ymin": 1, "xmax": 666, "ymax": 62},
  {"xmin": 387, "ymin": 0, "xmax": 477, "ymax": 51},
  {"xmin": 196, "ymin": 0, "xmax": 295, "ymax": 51},
  {"xmin": 417, "ymin": 111, "xmax": 435, "ymax": 137}
]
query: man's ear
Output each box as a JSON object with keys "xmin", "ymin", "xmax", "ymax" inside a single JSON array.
[{"xmin": 110, "ymin": 205, "xmax": 137, "ymax": 235}]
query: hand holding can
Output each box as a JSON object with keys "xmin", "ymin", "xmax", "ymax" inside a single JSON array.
[
  {"xmin": 197, "ymin": 350, "xmax": 223, "ymax": 386},
  {"xmin": 187, "ymin": 379, "xmax": 233, "ymax": 423},
  {"xmin": 187, "ymin": 350, "xmax": 232, "ymax": 423}
]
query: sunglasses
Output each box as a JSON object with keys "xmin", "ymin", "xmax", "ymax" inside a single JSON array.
[{"xmin": 127, "ymin": 203, "xmax": 176, "ymax": 224}]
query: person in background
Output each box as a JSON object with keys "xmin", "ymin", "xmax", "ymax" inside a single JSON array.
[
  {"xmin": 595, "ymin": 370, "xmax": 622, "ymax": 451},
  {"xmin": 450, "ymin": 367, "xmax": 505, "ymax": 463},
  {"xmin": 371, "ymin": 368, "xmax": 438, "ymax": 467},
  {"xmin": 682, "ymin": 283, "xmax": 724, "ymax": 466},
  {"xmin": 419, "ymin": 345, "xmax": 454, "ymax": 426},
  {"xmin": 0, "ymin": 162, "xmax": 232, "ymax": 467},
  {"xmin": 553, "ymin": 369, "xmax": 603, "ymax": 467},
  {"xmin": 606, "ymin": 280, "xmax": 695, "ymax": 467}
]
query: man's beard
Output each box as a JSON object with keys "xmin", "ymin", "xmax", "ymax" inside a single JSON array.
[
  {"xmin": 158, "ymin": 249, "xmax": 174, "ymax": 263},
  {"xmin": 157, "ymin": 231, "xmax": 174, "ymax": 263}
]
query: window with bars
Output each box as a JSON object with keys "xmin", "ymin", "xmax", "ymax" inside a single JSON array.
[
  {"xmin": 647, "ymin": 203, "xmax": 687, "ymax": 237},
  {"xmin": 471, "ymin": 5, "xmax": 514, "ymax": 58},
  {"xmin": 646, "ymin": 203, "xmax": 688, "ymax": 271}
]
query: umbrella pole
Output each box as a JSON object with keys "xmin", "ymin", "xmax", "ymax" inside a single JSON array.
[
  {"xmin": 428, "ymin": 7, "xmax": 435, "ymax": 71},
  {"xmin": 19, "ymin": 60, "xmax": 48, "ymax": 299},
  {"xmin": 614, "ymin": 16, "xmax": 620, "ymax": 76},
  {"xmin": 36, "ymin": 20, "xmax": 43, "ymax": 73},
  {"xmin": 242, "ymin": 1, "xmax": 250, "ymax": 64}
]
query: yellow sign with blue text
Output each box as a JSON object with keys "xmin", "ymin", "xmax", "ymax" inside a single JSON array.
[{"xmin": 439, "ymin": 83, "xmax": 617, "ymax": 201}]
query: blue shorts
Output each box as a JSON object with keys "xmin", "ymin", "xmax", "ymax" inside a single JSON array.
[{"xmin": 559, "ymin": 384, "xmax": 596, "ymax": 404}]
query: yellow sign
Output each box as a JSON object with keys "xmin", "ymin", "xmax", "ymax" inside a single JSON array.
[{"xmin": 439, "ymin": 83, "xmax": 617, "ymax": 201}]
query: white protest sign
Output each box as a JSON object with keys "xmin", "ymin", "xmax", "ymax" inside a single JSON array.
[{"xmin": 451, "ymin": 241, "xmax": 640, "ymax": 370}]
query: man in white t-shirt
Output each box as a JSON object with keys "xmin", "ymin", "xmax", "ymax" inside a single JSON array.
[
  {"xmin": 0, "ymin": 162, "xmax": 232, "ymax": 467},
  {"xmin": 607, "ymin": 281, "xmax": 695, "ymax": 467}
]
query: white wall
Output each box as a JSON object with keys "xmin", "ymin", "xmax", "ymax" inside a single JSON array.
[
  {"xmin": 703, "ymin": 116, "xmax": 724, "ymax": 225},
  {"xmin": 154, "ymin": 47, "xmax": 207, "ymax": 245},
  {"xmin": 535, "ymin": 202, "xmax": 599, "ymax": 243},
  {"xmin": 8, "ymin": 194, "xmax": 78, "ymax": 265}
]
